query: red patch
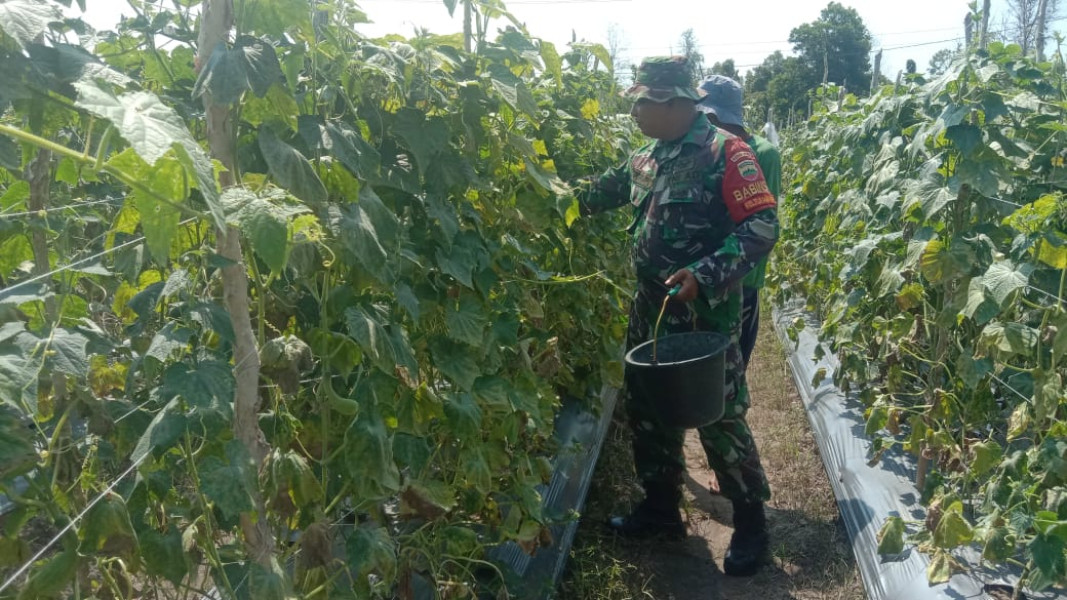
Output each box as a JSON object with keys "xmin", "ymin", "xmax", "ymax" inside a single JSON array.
[{"xmin": 722, "ymin": 138, "xmax": 776, "ymax": 223}]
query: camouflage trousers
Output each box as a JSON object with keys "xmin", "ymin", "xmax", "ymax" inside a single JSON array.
[{"xmin": 624, "ymin": 280, "xmax": 771, "ymax": 504}]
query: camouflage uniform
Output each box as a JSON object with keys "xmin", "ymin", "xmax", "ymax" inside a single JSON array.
[{"xmin": 579, "ymin": 60, "xmax": 778, "ymax": 505}]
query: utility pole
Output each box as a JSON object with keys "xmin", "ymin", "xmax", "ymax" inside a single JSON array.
[
  {"xmin": 979, "ymin": 0, "xmax": 991, "ymax": 50},
  {"xmin": 463, "ymin": 0, "xmax": 472, "ymax": 53},
  {"xmin": 871, "ymin": 49, "xmax": 882, "ymax": 95},
  {"xmin": 1036, "ymin": 0, "xmax": 1050, "ymax": 61}
]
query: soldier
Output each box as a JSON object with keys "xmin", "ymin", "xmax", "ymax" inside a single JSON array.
[
  {"xmin": 576, "ymin": 56, "xmax": 778, "ymax": 577},
  {"xmin": 695, "ymin": 74, "xmax": 782, "ymax": 368}
]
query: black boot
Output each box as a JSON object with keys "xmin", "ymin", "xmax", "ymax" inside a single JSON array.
[
  {"xmin": 606, "ymin": 484, "xmax": 685, "ymax": 539},
  {"xmin": 723, "ymin": 500, "xmax": 769, "ymax": 576}
]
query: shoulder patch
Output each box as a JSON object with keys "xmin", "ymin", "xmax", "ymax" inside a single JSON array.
[{"xmin": 721, "ymin": 137, "xmax": 776, "ymax": 223}]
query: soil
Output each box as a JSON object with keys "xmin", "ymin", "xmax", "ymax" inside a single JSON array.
[{"xmin": 561, "ymin": 313, "xmax": 865, "ymax": 600}]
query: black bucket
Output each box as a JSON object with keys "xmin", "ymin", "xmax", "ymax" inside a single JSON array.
[{"xmin": 624, "ymin": 331, "xmax": 730, "ymax": 429}]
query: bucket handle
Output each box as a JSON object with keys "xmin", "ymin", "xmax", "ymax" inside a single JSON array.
[{"xmin": 651, "ymin": 284, "xmax": 682, "ymax": 363}]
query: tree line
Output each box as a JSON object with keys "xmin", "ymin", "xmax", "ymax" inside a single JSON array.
[{"xmin": 612, "ymin": 0, "xmax": 1062, "ymax": 129}]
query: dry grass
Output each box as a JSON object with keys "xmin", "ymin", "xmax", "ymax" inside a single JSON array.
[{"xmin": 559, "ymin": 309, "xmax": 866, "ymax": 600}]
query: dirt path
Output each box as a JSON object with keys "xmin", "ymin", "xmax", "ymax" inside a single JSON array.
[{"xmin": 561, "ymin": 314, "xmax": 865, "ymax": 600}]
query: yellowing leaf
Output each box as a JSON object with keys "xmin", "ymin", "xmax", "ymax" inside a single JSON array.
[
  {"xmin": 580, "ymin": 98, "xmax": 600, "ymax": 120},
  {"xmin": 1008, "ymin": 402, "xmax": 1031, "ymax": 440},
  {"xmin": 926, "ymin": 550, "xmax": 964, "ymax": 584},
  {"xmin": 533, "ymin": 139, "xmax": 548, "ymax": 156},
  {"xmin": 895, "ymin": 282, "xmax": 925, "ymax": 311},
  {"xmin": 877, "ymin": 516, "xmax": 906, "ymax": 555},
  {"xmin": 564, "ymin": 198, "xmax": 581, "ymax": 227},
  {"xmin": 1038, "ymin": 238, "xmax": 1067, "ymax": 269},
  {"xmin": 920, "ymin": 239, "xmax": 945, "ymax": 283}
]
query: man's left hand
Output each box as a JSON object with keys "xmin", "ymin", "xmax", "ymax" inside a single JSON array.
[{"xmin": 664, "ymin": 269, "xmax": 699, "ymax": 302}]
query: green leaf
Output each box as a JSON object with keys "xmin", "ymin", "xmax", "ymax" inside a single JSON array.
[
  {"xmin": 933, "ymin": 510, "xmax": 973, "ymax": 549},
  {"xmin": 877, "ymin": 516, "xmax": 906, "ymax": 555},
  {"xmin": 80, "ymin": 493, "xmax": 137, "ymax": 557},
  {"xmin": 75, "ymin": 82, "xmax": 195, "ymax": 167},
  {"xmin": 248, "ymin": 558, "xmax": 289, "ymax": 600},
  {"xmin": 424, "ymin": 194, "xmax": 460, "ymax": 244},
  {"xmin": 140, "ymin": 528, "xmax": 187, "ymax": 586},
  {"xmin": 445, "ymin": 293, "xmax": 487, "ymax": 346},
  {"xmin": 242, "ymin": 0, "xmax": 313, "ymax": 38},
  {"xmin": 345, "ymin": 525, "xmax": 397, "ymax": 585},
  {"xmin": 222, "ymin": 187, "xmax": 306, "ymax": 273},
  {"xmin": 461, "ymin": 447, "xmax": 493, "ymax": 493},
  {"xmin": 435, "ymin": 233, "xmax": 485, "ymax": 289},
  {"xmin": 0, "ymin": 350, "xmax": 37, "ymax": 412},
  {"xmin": 131, "ymin": 399, "xmax": 187, "ymax": 462},
  {"xmin": 980, "ymin": 322, "xmax": 1039, "ymax": 357},
  {"xmin": 539, "ymin": 40, "xmax": 562, "ymax": 88},
  {"xmin": 75, "ymin": 81, "xmax": 224, "ymax": 228},
  {"xmin": 42, "ymin": 328, "xmax": 89, "ymax": 377},
  {"xmin": 400, "ymin": 478, "xmax": 457, "ymax": 520},
  {"xmin": 391, "ymin": 108, "xmax": 450, "ymax": 176},
  {"xmin": 270, "ymin": 449, "xmax": 322, "ymax": 506},
  {"xmin": 981, "ymin": 526, "xmax": 1015, "ymax": 561},
  {"xmin": 442, "ymin": 391, "xmax": 482, "ymax": 439},
  {"xmin": 16, "ymin": 544, "xmax": 77, "ymax": 600},
  {"xmin": 524, "ymin": 158, "xmax": 570, "ymax": 196},
  {"xmin": 957, "ymin": 352, "xmax": 993, "ymax": 389},
  {"xmin": 981, "ymin": 260, "xmax": 1031, "ymax": 306},
  {"xmin": 326, "ymin": 122, "xmax": 381, "ymax": 180},
  {"xmin": 0, "ymin": 404, "xmax": 36, "ymax": 478},
  {"xmin": 145, "ymin": 322, "xmax": 193, "ymax": 363},
  {"xmin": 193, "ymin": 42, "xmax": 248, "ymax": 105},
  {"xmin": 131, "ymin": 157, "xmax": 185, "ymax": 266},
  {"xmin": 332, "ymin": 186, "xmax": 398, "ymax": 284},
  {"xmin": 200, "ymin": 440, "xmax": 257, "ymax": 521},
  {"xmin": 945, "ymin": 124, "xmax": 982, "ymax": 156},
  {"xmin": 913, "ymin": 181, "xmax": 953, "ymax": 220},
  {"xmin": 193, "ymin": 37, "xmax": 283, "ymax": 104},
  {"xmin": 0, "ymin": 0, "xmax": 61, "ymax": 47},
  {"xmin": 257, "ymin": 126, "xmax": 327, "ymax": 206},
  {"xmin": 0, "ymin": 134, "xmax": 19, "ymax": 171},
  {"xmin": 0, "ymin": 537, "xmax": 29, "ymax": 568},
  {"xmin": 430, "ymin": 338, "xmax": 482, "ymax": 391},
  {"xmin": 395, "ymin": 282, "xmax": 420, "ymax": 321},
  {"xmin": 959, "ymin": 277, "xmax": 999, "ymax": 325},
  {"xmin": 160, "ymin": 360, "xmax": 233, "ymax": 411},
  {"xmin": 1028, "ymin": 532, "xmax": 1067, "ymax": 591},
  {"xmin": 344, "ymin": 304, "xmax": 415, "ymax": 376},
  {"xmin": 127, "ymin": 281, "xmax": 165, "ymax": 322},
  {"xmin": 343, "ymin": 409, "xmax": 401, "ymax": 499},
  {"xmin": 236, "ymin": 37, "xmax": 282, "ymax": 97},
  {"xmin": 489, "ymin": 64, "xmax": 539, "ymax": 118},
  {"xmin": 573, "ymin": 42, "xmax": 614, "ymax": 73}
]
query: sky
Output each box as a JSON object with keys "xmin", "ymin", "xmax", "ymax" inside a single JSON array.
[
  {"xmin": 352, "ymin": 0, "xmax": 1066, "ymax": 79},
  {"xmin": 74, "ymin": 0, "xmax": 1067, "ymax": 82}
]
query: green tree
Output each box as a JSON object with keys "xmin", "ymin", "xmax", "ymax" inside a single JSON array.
[
  {"xmin": 928, "ymin": 47, "xmax": 958, "ymax": 76},
  {"xmin": 709, "ymin": 58, "xmax": 742, "ymax": 83},
  {"xmin": 678, "ymin": 28, "xmax": 704, "ymax": 79},
  {"xmin": 788, "ymin": 2, "xmax": 873, "ymax": 92}
]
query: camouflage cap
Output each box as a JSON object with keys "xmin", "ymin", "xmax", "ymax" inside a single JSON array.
[{"xmin": 623, "ymin": 56, "xmax": 704, "ymax": 103}]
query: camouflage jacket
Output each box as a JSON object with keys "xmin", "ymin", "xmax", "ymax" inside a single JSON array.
[{"xmin": 578, "ymin": 116, "xmax": 779, "ymax": 300}]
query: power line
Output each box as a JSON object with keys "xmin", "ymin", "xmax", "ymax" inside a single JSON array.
[
  {"xmin": 0, "ymin": 217, "xmax": 197, "ymax": 302},
  {"xmin": 0, "ymin": 197, "xmax": 121, "ymax": 220}
]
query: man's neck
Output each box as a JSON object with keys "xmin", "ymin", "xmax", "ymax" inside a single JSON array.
[{"xmin": 657, "ymin": 113, "xmax": 699, "ymax": 144}]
